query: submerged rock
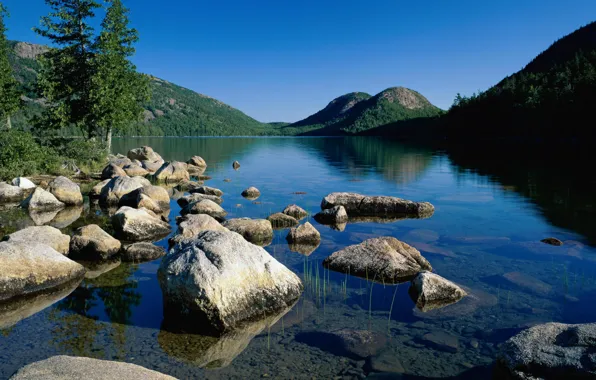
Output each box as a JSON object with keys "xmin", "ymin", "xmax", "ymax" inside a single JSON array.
[
  {"xmin": 222, "ymin": 218, "xmax": 273, "ymax": 246},
  {"xmin": 541, "ymin": 237, "xmax": 563, "ymax": 246},
  {"xmin": 283, "ymin": 204, "xmax": 308, "ymax": 219},
  {"xmin": 321, "ymin": 192, "xmax": 434, "ymax": 218},
  {"xmin": 111, "ymin": 206, "xmax": 171, "ymax": 242},
  {"xmin": 286, "ymin": 222, "xmax": 320, "ymax": 244},
  {"xmin": 101, "ymin": 163, "xmax": 127, "ymax": 180},
  {"xmin": 177, "ymin": 193, "xmax": 222, "ymax": 208},
  {"xmin": 127, "ymin": 146, "xmax": 163, "ymax": 163},
  {"xmin": 10, "ymin": 355, "xmax": 176, "ymax": 380},
  {"xmin": 121, "ymin": 242, "xmax": 166, "ymax": 263},
  {"xmin": 295, "ymin": 329, "xmax": 386, "ymax": 359},
  {"xmin": 3, "ymin": 226, "xmax": 71, "ymax": 255},
  {"xmin": 502, "ymin": 271, "xmax": 552, "ymax": 296},
  {"xmin": 497, "ymin": 322, "xmax": 596, "ymax": 379},
  {"xmin": 323, "ymin": 237, "xmax": 432, "ymax": 283},
  {"xmin": 158, "ymin": 230, "xmax": 303, "ymax": 334},
  {"xmin": 190, "ymin": 185, "xmax": 224, "ymax": 197},
  {"xmin": 11, "ymin": 177, "xmax": 35, "ymax": 190},
  {"xmin": 0, "ymin": 241, "xmax": 85, "ymax": 302},
  {"xmin": 181, "ymin": 199, "xmax": 227, "ymax": 221},
  {"xmin": 409, "ymin": 271, "xmax": 467, "ymax": 312},
  {"xmin": 232, "ymin": 160, "xmax": 240, "ymax": 169},
  {"xmin": 69, "ymin": 224, "xmax": 122, "ymax": 261},
  {"xmin": 21, "ymin": 187, "xmax": 65, "ymax": 211},
  {"xmin": 314, "ymin": 205, "xmax": 348, "ymax": 225},
  {"xmin": 48, "ymin": 176, "xmax": 83, "ymax": 206},
  {"xmin": 0, "ymin": 183, "xmax": 25, "ymax": 203},
  {"xmin": 154, "ymin": 161, "xmax": 190, "ymax": 183},
  {"xmin": 420, "ymin": 331, "xmax": 460, "ymax": 353},
  {"xmin": 241, "ymin": 187, "xmax": 260, "ymax": 200},
  {"xmin": 169, "ymin": 214, "xmax": 228, "ymax": 246},
  {"xmin": 187, "ymin": 155, "xmax": 207, "ymax": 168},
  {"xmin": 267, "ymin": 212, "xmax": 298, "ymax": 229}
]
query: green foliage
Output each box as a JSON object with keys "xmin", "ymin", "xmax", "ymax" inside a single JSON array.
[
  {"xmin": 0, "ymin": 130, "xmax": 60, "ymax": 179},
  {"xmin": 0, "ymin": 5, "xmax": 21, "ymax": 129}
]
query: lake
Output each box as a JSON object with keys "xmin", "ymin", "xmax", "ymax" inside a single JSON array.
[{"xmin": 1, "ymin": 136, "xmax": 595, "ymax": 379}]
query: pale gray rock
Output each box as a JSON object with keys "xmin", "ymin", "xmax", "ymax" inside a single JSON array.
[
  {"xmin": 121, "ymin": 242, "xmax": 166, "ymax": 263},
  {"xmin": 232, "ymin": 160, "xmax": 240, "ymax": 169},
  {"xmin": 154, "ymin": 161, "xmax": 190, "ymax": 183},
  {"xmin": 108, "ymin": 155, "xmax": 132, "ymax": 168},
  {"xmin": 142, "ymin": 159, "xmax": 164, "ymax": 173},
  {"xmin": 69, "ymin": 224, "xmax": 122, "ymax": 261},
  {"xmin": 497, "ymin": 322, "xmax": 596, "ymax": 379},
  {"xmin": 181, "ymin": 199, "xmax": 227, "ymax": 221},
  {"xmin": 11, "ymin": 177, "xmax": 35, "ymax": 190},
  {"xmin": 4, "ymin": 226, "xmax": 70, "ymax": 255},
  {"xmin": 123, "ymin": 163, "xmax": 149, "ymax": 177},
  {"xmin": 111, "ymin": 206, "xmax": 171, "ymax": 241},
  {"xmin": 314, "ymin": 205, "xmax": 348, "ymax": 224},
  {"xmin": 267, "ymin": 212, "xmax": 298, "ymax": 229},
  {"xmin": 101, "ymin": 163, "xmax": 127, "ymax": 180},
  {"xmin": 321, "ymin": 192, "xmax": 434, "ymax": 218},
  {"xmin": 119, "ymin": 185, "xmax": 170, "ymax": 212},
  {"xmin": 283, "ymin": 204, "xmax": 308, "ymax": 219},
  {"xmin": 177, "ymin": 193, "xmax": 222, "ymax": 208},
  {"xmin": 0, "ymin": 241, "xmax": 85, "ymax": 302},
  {"xmin": 222, "ymin": 218, "xmax": 273, "ymax": 246},
  {"xmin": 99, "ymin": 176, "xmax": 149, "ymax": 206},
  {"xmin": 187, "ymin": 155, "xmax": 207, "ymax": 168},
  {"xmin": 323, "ymin": 237, "xmax": 432, "ymax": 283},
  {"xmin": 189, "ymin": 185, "xmax": 223, "ymax": 197},
  {"xmin": 0, "ymin": 183, "xmax": 25, "ymax": 203},
  {"xmin": 286, "ymin": 222, "xmax": 320, "ymax": 244},
  {"xmin": 241, "ymin": 187, "xmax": 260, "ymax": 200},
  {"xmin": 127, "ymin": 146, "xmax": 163, "ymax": 163},
  {"xmin": 21, "ymin": 187, "xmax": 65, "ymax": 211},
  {"xmin": 409, "ymin": 271, "xmax": 467, "ymax": 312},
  {"xmin": 10, "ymin": 355, "xmax": 177, "ymax": 380},
  {"xmin": 89, "ymin": 179, "xmax": 110, "ymax": 199},
  {"xmin": 175, "ymin": 180, "xmax": 204, "ymax": 192},
  {"xmin": 158, "ymin": 230, "xmax": 303, "ymax": 334},
  {"xmin": 48, "ymin": 176, "xmax": 83, "ymax": 205},
  {"xmin": 169, "ymin": 214, "xmax": 228, "ymax": 246}
]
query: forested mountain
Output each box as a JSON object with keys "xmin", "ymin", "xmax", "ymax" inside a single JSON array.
[
  {"xmin": 442, "ymin": 21, "xmax": 596, "ymax": 140},
  {"xmin": 285, "ymin": 87, "xmax": 443, "ymax": 135},
  {"xmin": 8, "ymin": 41, "xmax": 277, "ymax": 136}
]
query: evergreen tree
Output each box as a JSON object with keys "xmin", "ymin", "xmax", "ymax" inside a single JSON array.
[
  {"xmin": 0, "ymin": 4, "xmax": 21, "ymax": 130},
  {"xmin": 90, "ymin": 0, "xmax": 149, "ymax": 151},
  {"xmin": 34, "ymin": 0, "xmax": 100, "ymax": 139}
]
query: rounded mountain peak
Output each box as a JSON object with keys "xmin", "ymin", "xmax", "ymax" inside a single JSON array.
[{"xmin": 376, "ymin": 87, "xmax": 432, "ymax": 110}]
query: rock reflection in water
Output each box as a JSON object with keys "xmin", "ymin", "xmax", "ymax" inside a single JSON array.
[
  {"xmin": 50, "ymin": 206, "xmax": 84, "ymax": 229},
  {"xmin": 158, "ymin": 302, "xmax": 295, "ymax": 369},
  {"xmin": 288, "ymin": 242, "xmax": 320, "ymax": 256},
  {"xmin": 28, "ymin": 209, "xmax": 61, "ymax": 225},
  {"xmin": 79, "ymin": 258, "xmax": 122, "ymax": 279}
]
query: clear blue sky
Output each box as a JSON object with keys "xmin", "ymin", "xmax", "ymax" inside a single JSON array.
[{"xmin": 3, "ymin": 0, "xmax": 595, "ymax": 122}]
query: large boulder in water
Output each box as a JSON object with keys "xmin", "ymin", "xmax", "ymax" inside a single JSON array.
[
  {"xmin": 241, "ymin": 187, "xmax": 260, "ymax": 200},
  {"xmin": 10, "ymin": 355, "xmax": 176, "ymax": 380},
  {"xmin": 154, "ymin": 161, "xmax": 190, "ymax": 183},
  {"xmin": 169, "ymin": 214, "xmax": 228, "ymax": 246},
  {"xmin": 283, "ymin": 204, "xmax": 308, "ymax": 220},
  {"xmin": 11, "ymin": 177, "xmax": 35, "ymax": 190},
  {"xmin": 111, "ymin": 206, "xmax": 171, "ymax": 241},
  {"xmin": 0, "ymin": 183, "xmax": 24, "ymax": 203},
  {"xmin": 409, "ymin": 271, "xmax": 467, "ymax": 312},
  {"xmin": 0, "ymin": 241, "xmax": 85, "ymax": 302},
  {"xmin": 181, "ymin": 199, "xmax": 227, "ymax": 221},
  {"xmin": 48, "ymin": 176, "xmax": 83, "ymax": 205},
  {"xmin": 187, "ymin": 155, "xmax": 207, "ymax": 168},
  {"xmin": 119, "ymin": 185, "xmax": 171, "ymax": 214},
  {"xmin": 496, "ymin": 322, "xmax": 596, "ymax": 379},
  {"xmin": 3, "ymin": 226, "xmax": 70, "ymax": 255},
  {"xmin": 323, "ymin": 237, "xmax": 432, "ymax": 283},
  {"xmin": 158, "ymin": 230, "xmax": 303, "ymax": 334},
  {"xmin": 314, "ymin": 205, "xmax": 348, "ymax": 225},
  {"xmin": 21, "ymin": 187, "xmax": 65, "ymax": 211},
  {"xmin": 101, "ymin": 163, "xmax": 127, "ymax": 180},
  {"xmin": 99, "ymin": 176, "xmax": 149, "ymax": 206},
  {"xmin": 286, "ymin": 222, "xmax": 320, "ymax": 244},
  {"xmin": 69, "ymin": 224, "xmax": 122, "ymax": 261},
  {"xmin": 127, "ymin": 146, "xmax": 163, "ymax": 163},
  {"xmin": 267, "ymin": 212, "xmax": 298, "ymax": 229},
  {"xmin": 321, "ymin": 192, "xmax": 434, "ymax": 218},
  {"xmin": 222, "ymin": 218, "xmax": 273, "ymax": 246}
]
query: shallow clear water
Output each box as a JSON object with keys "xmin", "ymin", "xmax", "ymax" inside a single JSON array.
[{"xmin": 1, "ymin": 137, "xmax": 596, "ymax": 379}]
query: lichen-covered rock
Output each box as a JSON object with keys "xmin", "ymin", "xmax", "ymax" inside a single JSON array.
[
  {"xmin": 267, "ymin": 212, "xmax": 298, "ymax": 229},
  {"xmin": 222, "ymin": 218, "xmax": 273, "ymax": 246},
  {"xmin": 321, "ymin": 192, "xmax": 434, "ymax": 218},
  {"xmin": 323, "ymin": 237, "xmax": 432, "ymax": 283},
  {"xmin": 283, "ymin": 204, "xmax": 308, "ymax": 219},
  {"xmin": 48, "ymin": 176, "xmax": 83, "ymax": 205},
  {"xmin": 232, "ymin": 160, "xmax": 240, "ymax": 169},
  {"xmin": 127, "ymin": 146, "xmax": 163, "ymax": 163},
  {"xmin": 89, "ymin": 179, "xmax": 110, "ymax": 199},
  {"xmin": 286, "ymin": 222, "xmax": 320, "ymax": 244},
  {"xmin": 496, "ymin": 323, "xmax": 596, "ymax": 379},
  {"xmin": 108, "ymin": 155, "xmax": 132, "ymax": 168},
  {"xmin": 0, "ymin": 241, "xmax": 85, "ymax": 302},
  {"xmin": 121, "ymin": 242, "xmax": 166, "ymax": 263},
  {"xmin": 175, "ymin": 180, "xmax": 204, "ymax": 192},
  {"xmin": 409, "ymin": 271, "xmax": 467, "ymax": 312},
  {"xmin": 69, "ymin": 224, "xmax": 122, "ymax": 261},
  {"xmin": 154, "ymin": 161, "xmax": 190, "ymax": 183},
  {"xmin": 188, "ymin": 156, "xmax": 207, "ymax": 168},
  {"xmin": 314, "ymin": 205, "xmax": 348, "ymax": 225},
  {"xmin": 11, "ymin": 177, "xmax": 35, "ymax": 190},
  {"xmin": 10, "ymin": 355, "xmax": 177, "ymax": 380},
  {"xmin": 158, "ymin": 230, "xmax": 303, "ymax": 334},
  {"xmin": 123, "ymin": 163, "xmax": 149, "ymax": 177},
  {"xmin": 21, "ymin": 187, "xmax": 65, "ymax": 211},
  {"xmin": 173, "ymin": 214, "xmax": 228, "ymax": 241},
  {"xmin": 4, "ymin": 226, "xmax": 70, "ymax": 255},
  {"xmin": 142, "ymin": 160, "xmax": 164, "ymax": 173},
  {"xmin": 111, "ymin": 206, "xmax": 171, "ymax": 241},
  {"xmin": 241, "ymin": 187, "xmax": 260, "ymax": 200},
  {"xmin": 101, "ymin": 163, "xmax": 127, "ymax": 180},
  {"xmin": 119, "ymin": 185, "xmax": 171, "ymax": 212},
  {"xmin": 189, "ymin": 185, "xmax": 223, "ymax": 197},
  {"xmin": 181, "ymin": 199, "xmax": 227, "ymax": 221},
  {"xmin": 177, "ymin": 193, "xmax": 222, "ymax": 208},
  {"xmin": 99, "ymin": 176, "xmax": 149, "ymax": 206},
  {"xmin": 0, "ymin": 183, "xmax": 25, "ymax": 203}
]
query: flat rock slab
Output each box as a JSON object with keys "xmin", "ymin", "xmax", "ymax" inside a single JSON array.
[
  {"xmin": 295, "ymin": 329, "xmax": 386, "ymax": 359},
  {"xmin": 10, "ymin": 355, "xmax": 177, "ymax": 379},
  {"xmin": 502, "ymin": 271, "xmax": 552, "ymax": 296},
  {"xmin": 121, "ymin": 242, "xmax": 166, "ymax": 263},
  {"xmin": 420, "ymin": 331, "xmax": 459, "ymax": 353},
  {"xmin": 190, "ymin": 186, "xmax": 224, "ymax": 197},
  {"xmin": 321, "ymin": 192, "xmax": 434, "ymax": 218},
  {"xmin": 4, "ymin": 226, "xmax": 70, "ymax": 255}
]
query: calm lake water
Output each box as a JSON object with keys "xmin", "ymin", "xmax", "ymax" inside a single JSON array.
[{"xmin": 1, "ymin": 137, "xmax": 596, "ymax": 379}]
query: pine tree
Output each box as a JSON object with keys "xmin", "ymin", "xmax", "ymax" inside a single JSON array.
[
  {"xmin": 0, "ymin": 4, "xmax": 21, "ymax": 130},
  {"xmin": 34, "ymin": 0, "xmax": 101, "ymax": 139},
  {"xmin": 91, "ymin": 0, "xmax": 149, "ymax": 151}
]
